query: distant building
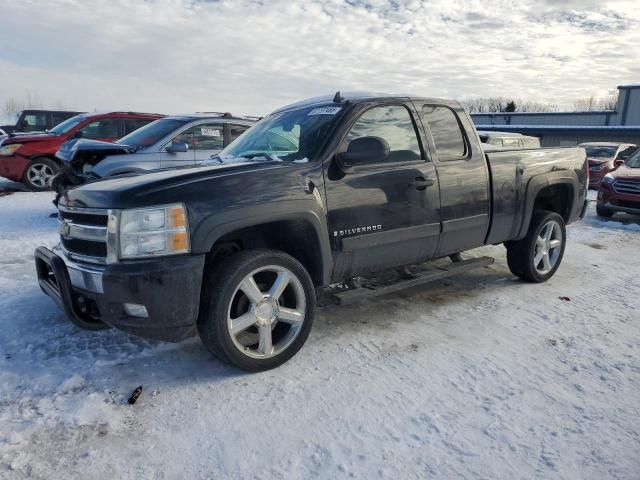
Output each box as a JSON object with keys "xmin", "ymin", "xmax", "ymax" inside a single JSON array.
[{"xmin": 471, "ymin": 84, "xmax": 640, "ymax": 147}]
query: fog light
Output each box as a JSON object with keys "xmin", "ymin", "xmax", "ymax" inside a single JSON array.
[{"xmin": 123, "ymin": 303, "xmax": 149, "ymax": 318}]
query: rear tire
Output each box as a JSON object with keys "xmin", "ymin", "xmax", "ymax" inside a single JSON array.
[
  {"xmin": 23, "ymin": 157, "xmax": 60, "ymax": 191},
  {"xmin": 506, "ymin": 210, "xmax": 566, "ymax": 283},
  {"xmin": 198, "ymin": 249, "xmax": 316, "ymax": 371},
  {"xmin": 596, "ymin": 205, "xmax": 614, "ymax": 218}
]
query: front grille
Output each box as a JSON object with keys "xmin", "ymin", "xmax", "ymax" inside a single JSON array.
[
  {"xmin": 613, "ymin": 179, "xmax": 640, "ymax": 196},
  {"xmin": 59, "ymin": 208, "xmax": 108, "ymax": 227},
  {"xmin": 58, "ymin": 205, "xmax": 109, "ymax": 264},
  {"xmin": 61, "ymin": 237, "xmax": 107, "ymax": 257}
]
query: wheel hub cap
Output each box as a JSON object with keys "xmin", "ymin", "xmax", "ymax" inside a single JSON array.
[{"xmin": 253, "ymin": 299, "xmax": 279, "ymax": 326}]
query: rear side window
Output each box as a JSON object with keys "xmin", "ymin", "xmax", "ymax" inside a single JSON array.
[
  {"xmin": 124, "ymin": 118, "xmax": 153, "ymax": 135},
  {"xmin": 51, "ymin": 112, "xmax": 75, "ymax": 127},
  {"xmin": 229, "ymin": 124, "xmax": 250, "ymax": 143},
  {"xmin": 347, "ymin": 105, "xmax": 423, "ymax": 162},
  {"xmin": 422, "ymin": 106, "xmax": 467, "ymax": 160},
  {"xmin": 192, "ymin": 123, "xmax": 224, "ymax": 150},
  {"xmin": 78, "ymin": 118, "xmax": 121, "ymax": 139}
]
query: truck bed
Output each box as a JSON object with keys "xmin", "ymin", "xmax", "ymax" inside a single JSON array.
[{"xmin": 484, "ymin": 147, "xmax": 587, "ymax": 245}]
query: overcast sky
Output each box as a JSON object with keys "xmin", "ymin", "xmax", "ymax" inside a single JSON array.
[{"xmin": 1, "ymin": 0, "xmax": 639, "ymax": 117}]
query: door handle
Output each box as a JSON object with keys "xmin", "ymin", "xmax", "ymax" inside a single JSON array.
[{"xmin": 409, "ymin": 176, "xmax": 435, "ymax": 190}]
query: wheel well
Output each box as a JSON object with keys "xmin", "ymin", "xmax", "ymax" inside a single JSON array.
[
  {"xmin": 29, "ymin": 155, "xmax": 61, "ymax": 166},
  {"xmin": 533, "ymin": 184, "xmax": 572, "ymax": 222},
  {"xmin": 205, "ymin": 220, "xmax": 324, "ymax": 285}
]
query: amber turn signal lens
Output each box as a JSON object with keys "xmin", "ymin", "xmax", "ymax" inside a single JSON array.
[
  {"xmin": 169, "ymin": 206, "xmax": 187, "ymax": 228},
  {"xmin": 169, "ymin": 231, "xmax": 189, "ymax": 251}
]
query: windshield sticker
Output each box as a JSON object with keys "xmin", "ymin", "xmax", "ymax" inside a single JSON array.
[
  {"xmin": 308, "ymin": 107, "xmax": 342, "ymax": 116},
  {"xmin": 201, "ymin": 127, "xmax": 221, "ymax": 137}
]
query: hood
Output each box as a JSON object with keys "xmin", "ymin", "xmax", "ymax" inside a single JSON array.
[
  {"xmin": 611, "ymin": 164, "xmax": 640, "ymax": 180},
  {"xmin": 60, "ymin": 159, "xmax": 287, "ymax": 209},
  {"xmin": 2, "ymin": 132, "xmax": 56, "ymax": 145},
  {"xmin": 56, "ymin": 138, "xmax": 136, "ymax": 164}
]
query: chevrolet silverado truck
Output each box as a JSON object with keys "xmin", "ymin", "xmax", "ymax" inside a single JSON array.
[{"xmin": 35, "ymin": 92, "xmax": 588, "ymax": 371}]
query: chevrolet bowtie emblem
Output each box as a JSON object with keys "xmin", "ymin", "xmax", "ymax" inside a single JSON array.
[{"xmin": 59, "ymin": 220, "xmax": 71, "ymax": 238}]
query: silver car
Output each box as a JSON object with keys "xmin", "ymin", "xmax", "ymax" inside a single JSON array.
[{"xmin": 56, "ymin": 113, "xmax": 256, "ymax": 178}]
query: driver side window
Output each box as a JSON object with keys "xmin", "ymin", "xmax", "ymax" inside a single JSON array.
[{"xmin": 346, "ymin": 105, "xmax": 423, "ymax": 163}]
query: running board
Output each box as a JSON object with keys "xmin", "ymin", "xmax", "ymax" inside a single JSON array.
[{"xmin": 332, "ymin": 256, "xmax": 494, "ymax": 306}]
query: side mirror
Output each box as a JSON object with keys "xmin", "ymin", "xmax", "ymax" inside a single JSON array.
[
  {"xmin": 335, "ymin": 136, "xmax": 390, "ymax": 174},
  {"xmin": 73, "ymin": 131, "xmax": 84, "ymax": 139},
  {"xmin": 613, "ymin": 159, "xmax": 625, "ymax": 169},
  {"xmin": 166, "ymin": 141, "xmax": 189, "ymax": 153}
]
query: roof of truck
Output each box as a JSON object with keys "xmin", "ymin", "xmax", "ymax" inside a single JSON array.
[{"xmin": 271, "ymin": 92, "xmax": 462, "ymax": 115}]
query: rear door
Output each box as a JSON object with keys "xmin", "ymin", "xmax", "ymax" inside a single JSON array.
[
  {"xmin": 419, "ymin": 104, "xmax": 490, "ymax": 256},
  {"xmin": 325, "ymin": 102, "xmax": 441, "ymax": 279}
]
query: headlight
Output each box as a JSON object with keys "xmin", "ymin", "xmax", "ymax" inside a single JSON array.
[
  {"xmin": 601, "ymin": 174, "xmax": 615, "ymax": 185},
  {"xmin": 118, "ymin": 204, "xmax": 190, "ymax": 259},
  {"xmin": 0, "ymin": 144, "xmax": 22, "ymax": 156}
]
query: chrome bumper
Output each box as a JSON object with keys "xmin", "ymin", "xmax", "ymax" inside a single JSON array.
[{"xmin": 52, "ymin": 245, "xmax": 104, "ymax": 293}]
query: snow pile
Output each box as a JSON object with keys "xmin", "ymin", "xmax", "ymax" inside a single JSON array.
[{"xmin": 0, "ymin": 192, "xmax": 639, "ymax": 479}]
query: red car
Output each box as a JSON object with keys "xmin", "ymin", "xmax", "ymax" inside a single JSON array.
[
  {"xmin": 0, "ymin": 111, "xmax": 163, "ymax": 190},
  {"xmin": 597, "ymin": 151, "xmax": 640, "ymax": 218},
  {"xmin": 580, "ymin": 142, "xmax": 638, "ymax": 189}
]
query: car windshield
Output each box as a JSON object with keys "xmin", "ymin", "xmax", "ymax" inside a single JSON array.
[
  {"xmin": 116, "ymin": 118, "xmax": 189, "ymax": 148},
  {"xmin": 583, "ymin": 146, "xmax": 617, "ymax": 158},
  {"xmin": 626, "ymin": 150, "xmax": 640, "ymax": 168},
  {"xmin": 216, "ymin": 105, "xmax": 341, "ymax": 163},
  {"xmin": 49, "ymin": 115, "xmax": 85, "ymax": 135}
]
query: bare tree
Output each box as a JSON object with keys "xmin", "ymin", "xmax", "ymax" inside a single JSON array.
[
  {"xmin": 573, "ymin": 93, "xmax": 618, "ymax": 111},
  {"xmin": 461, "ymin": 97, "xmax": 558, "ymax": 113},
  {"xmin": 1, "ymin": 90, "xmax": 65, "ymax": 121}
]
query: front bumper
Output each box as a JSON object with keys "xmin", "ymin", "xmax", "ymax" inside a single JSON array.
[
  {"xmin": 35, "ymin": 246, "xmax": 205, "ymax": 342},
  {"xmin": 0, "ymin": 154, "xmax": 29, "ymax": 182}
]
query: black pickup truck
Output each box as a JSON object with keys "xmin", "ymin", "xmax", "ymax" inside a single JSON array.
[{"xmin": 35, "ymin": 92, "xmax": 588, "ymax": 371}]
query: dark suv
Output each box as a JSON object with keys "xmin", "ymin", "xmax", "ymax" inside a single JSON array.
[
  {"xmin": 0, "ymin": 111, "xmax": 163, "ymax": 190},
  {"xmin": 1, "ymin": 109, "xmax": 83, "ymax": 135}
]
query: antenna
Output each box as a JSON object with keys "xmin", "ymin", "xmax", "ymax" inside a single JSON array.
[{"xmin": 333, "ymin": 91, "xmax": 343, "ymax": 103}]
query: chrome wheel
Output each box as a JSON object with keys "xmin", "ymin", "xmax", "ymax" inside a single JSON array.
[
  {"xmin": 534, "ymin": 220, "xmax": 562, "ymax": 275},
  {"xmin": 228, "ymin": 265, "xmax": 306, "ymax": 359},
  {"xmin": 27, "ymin": 163, "xmax": 55, "ymax": 188}
]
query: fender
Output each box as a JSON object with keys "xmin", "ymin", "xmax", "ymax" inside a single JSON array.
[
  {"xmin": 516, "ymin": 169, "xmax": 579, "ymax": 239},
  {"xmin": 192, "ymin": 199, "xmax": 333, "ymax": 286}
]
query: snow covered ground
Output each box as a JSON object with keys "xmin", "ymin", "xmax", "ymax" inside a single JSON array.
[{"xmin": 0, "ymin": 187, "xmax": 639, "ymax": 479}]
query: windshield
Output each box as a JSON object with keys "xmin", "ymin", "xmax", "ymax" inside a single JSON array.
[
  {"xmin": 49, "ymin": 115, "xmax": 85, "ymax": 135},
  {"xmin": 116, "ymin": 118, "xmax": 189, "ymax": 148},
  {"xmin": 583, "ymin": 146, "xmax": 617, "ymax": 158},
  {"xmin": 218, "ymin": 105, "xmax": 341, "ymax": 162},
  {"xmin": 626, "ymin": 150, "xmax": 640, "ymax": 168}
]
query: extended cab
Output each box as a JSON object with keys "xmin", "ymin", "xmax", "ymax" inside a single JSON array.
[{"xmin": 35, "ymin": 93, "xmax": 588, "ymax": 371}]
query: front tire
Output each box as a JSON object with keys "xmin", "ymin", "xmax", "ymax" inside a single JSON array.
[
  {"xmin": 23, "ymin": 157, "xmax": 60, "ymax": 191},
  {"xmin": 596, "ymin": 205, "xmax": 614, "ymax": 218},
  {"xmin": 198, "ymin": 249, "xmax": 315, "ymax": 371},
  {"xmin": 506, "ymin": 210, "xmax": 566, "ymax": 283}
]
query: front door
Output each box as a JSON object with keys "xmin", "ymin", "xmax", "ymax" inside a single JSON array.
[
  {"xmin": 325, "ymin": 103, "xmax": 441, "ymax": 279},
  {"xmin": 159, "ymin": 125, "xmax": 197, "ymax": 167}
]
